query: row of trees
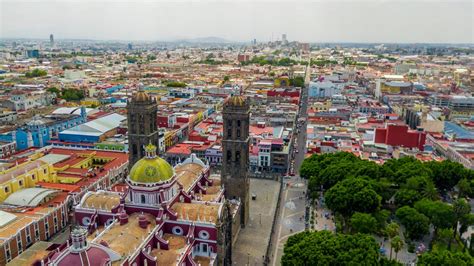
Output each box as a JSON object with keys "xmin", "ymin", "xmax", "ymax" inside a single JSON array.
[
  {"xmin": 241, "ymin": 56, "xmax": 304, "ymax": 67},
  {"xmin": 285, "ymin": 152, "xmax": 474, "ymax": 264},
  {"xmin": 46, "ymin": 87, "xmax": 85, "ymax": 101},
  {"xmin": 25, "ymin": 69, "xmax": 47, "ymax": 78},
  {"xmin": 289, "ymin": 76, "xmax": 305, "ymax": 88},
  {"xmin": 165, "ymin": 81, "xmax": 187, "ymax": 88}
]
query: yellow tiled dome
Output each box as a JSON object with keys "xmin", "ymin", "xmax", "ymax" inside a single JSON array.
[{"xmin": 129, "ymin": 144, "xmax": 173, "ymax": 183}]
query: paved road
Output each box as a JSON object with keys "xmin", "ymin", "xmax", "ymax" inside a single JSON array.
[{"xmin": 271, "ymin": 64, "xmax": 310, "ymax": 266}]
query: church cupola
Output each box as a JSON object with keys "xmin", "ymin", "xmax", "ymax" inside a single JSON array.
[
  {"xmin": 145, "ymin": 143, "xmax": 157, "ymax": 159},
  {"xmin": 70, "ymin": 227, "xmax": 89, "ymax": 253}
]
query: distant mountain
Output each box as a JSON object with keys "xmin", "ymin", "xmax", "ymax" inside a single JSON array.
[{"xmin": 175, "ymin": 36, "xmax": 232, "ymax": 44}]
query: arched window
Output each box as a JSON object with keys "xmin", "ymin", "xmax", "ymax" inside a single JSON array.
[{"xmin": 141, "ymin": 194, "xmax": 146, "ymax": 204}]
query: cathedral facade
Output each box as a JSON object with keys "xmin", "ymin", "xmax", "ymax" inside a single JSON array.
[{"xmin": 38, "ymin": 91, "xmax": 247, "ymax": 266}]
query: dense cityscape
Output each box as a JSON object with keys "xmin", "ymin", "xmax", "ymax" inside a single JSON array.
[{"xmin": 0, "ymin": 1, "xmax": 473, "ymax": 265}]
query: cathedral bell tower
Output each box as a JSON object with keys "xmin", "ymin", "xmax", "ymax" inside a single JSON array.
[
  {"xmin": 127, "ymin": 84, "xmax": 159, "ymax": 168},
  {"xmin": 222, "ymin": 95, "xmax": 250, "ymax": 227}
]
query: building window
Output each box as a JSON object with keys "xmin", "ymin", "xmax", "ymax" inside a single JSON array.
[
  {"xmin": 227, "ymin": 128, "xmax": 232, "ymax": 138},
  {"xmin": 198, "ymin": 230, "xmax": 210, "ymax": 240},
  {"xmin": 26, "ymin": 229, "xmax": 31, "ymax": 244},
  {"xmin": 237, "ymin": 129, "xmax": 240, "ymax": 138},
  {"xmin": 236, "ymin": 151, "xmax": 241, "ymax": 163},
  {"xmin": 237, "ymin": 120, "xmax": 241, "ymax": 127},
  {"xmin": 34, "ymin": 224, "xmax": 39, "ymax": 239},
  {"xmin": 82, "ymin": 217, "xmax": 91, "ymax": 226},
  {"xmin": 17, "ymin": 234, "xmax": 22, "ymax": 254},
  {"xmin": 141, "ymin": 194, "xmax": 146, "ymax": 204},
  {"xmin": 4, "ymin": 186, "xmax": 9, "ymax": 193},
  {"xmin": 5, "ymin": 246, "xmax": 11, "ymax": 262},
  {"xmin": 226, "ymin": 150, "xmax": 231, "ymax": 163},
  {"xmin": 19, "ymin": 180, "xmax": 23, "ymax": 186},
  {"xmin": 172, "ymin": 226, "xmax": 183, "ymax": 235}
]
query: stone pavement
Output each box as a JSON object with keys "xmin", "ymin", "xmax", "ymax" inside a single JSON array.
[
  {"xmin": 233, "ymin": 178, "xmax": 281, "ymax": 266},
  {"xmin": 272, "ymin": 180, "xmax": 307, "ymax": 266}
]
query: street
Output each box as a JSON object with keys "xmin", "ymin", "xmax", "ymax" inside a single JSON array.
[{"xmin": 271, "ymin": 63, "xmax": 311, "ymax": 266}]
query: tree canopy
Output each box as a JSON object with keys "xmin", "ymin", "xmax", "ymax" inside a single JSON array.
[
  {"xmin": 395, "ymin": 206, "xmax": 430, "ymax": 240},
  {"xmin": 60, "ymin": 88, "xmax": 85, "ymax": 101},
  {"xmin": 282, "ymin": 231, "xmax": 381, "ymax": 266},
  {"xmin": 25, "ymin": 69, "xmax": 47, "ymax": 78},
  {"xmin": 418, "ymin": 250, "xmax": 474, "ymax": 266}
]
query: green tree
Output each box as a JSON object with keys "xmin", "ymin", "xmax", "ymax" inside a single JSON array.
[
  {"xmin": 457, "ymin": 178, "xmax": 472, "ymax": 198},
  {"xmin": 395, "ymin": 188, "xmax": 423, "ymax": 207},
  {"xmin": 450, "ymin": 199, "xmax": 472, "ymax": 249},
  {"xmin": 282, "ymin": 230, "xmax": 381, "ymax": 265},
  {"xmin": 386, "ymin": 222, "xmax": 400, "ymax": 259},
  {"xmin": 391, "ymin": 236, "xmax": 404, "ymax": 261},
  {"xmin": 223, "ymin": 75, "xmax": 230, "ymax": 83},
  {"xmin": 350, "ymin": 212, "xmax": 377, "ymax": 234},
  {"xmin": 46, "ymin": 87, "xmax": 60, "ymax": 95},
  {"xmin": 418, "ymin": 250, "xmax": 474, "ymax": 266},
  {"xmin": 414, "ymin": 199, "xmax": 455, "ymax": 236},
  {"xmin": 147, "ymin": 54, "xmax": 157, "ymax": 61},
  {"xmin": 289, "ymin": 76, "xmax": 305, "ymax": 87},
  {"xmin": 326, "ymin": 178, "xmax": 381, "ymax": 231},
  {"xmin": 25, "ymin": 68, "xmax": 47, "ymax": 78},
  {"xmin": 60, "ymin": 89, "xmax": 85, "ymax": 101},
  {"xmin": 426, "ymin": 160, "xmax": 470, "ymax": 191},
  {"xmin": 166, "ymin": 81, "xmax": 187, "ymax": 88},
  {"xmin": 395, "ymin": 206, "xmax": 430, "ymax": 240}
]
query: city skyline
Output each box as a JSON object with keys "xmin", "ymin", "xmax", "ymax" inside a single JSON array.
[{"xmin": 1, "ymin": 0, "xmax": 472, "ymax": 44}]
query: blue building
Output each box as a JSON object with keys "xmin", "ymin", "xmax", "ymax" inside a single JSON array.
[
  {"xmin": 0, "ymin": 107, "xmax": 87, "ymax": 151},
  {"xmin": 58, "ymin": 113, "xmax": 126, "ymax": 143},
  {"xmin": 26, "ymin": 49, "xmax": 40, "ymax": 58}
]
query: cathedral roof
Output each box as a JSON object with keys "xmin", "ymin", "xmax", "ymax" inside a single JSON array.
[{"xmin": 129, "ymin": 144, "xmax": 174, "ymax": 184}]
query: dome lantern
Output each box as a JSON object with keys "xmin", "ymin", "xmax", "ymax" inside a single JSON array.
[{"xmin": 145, "ymin": 143, "xmax": 157, "ymax": 159}]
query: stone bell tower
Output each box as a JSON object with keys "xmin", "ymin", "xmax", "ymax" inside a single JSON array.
[
  {"xmin": 127, "ymin": 84, "xmax": 159, "ymax": 168},
  {"xmin": 221, "ymin": 95, "xmax": 250, "ymax": 227}
]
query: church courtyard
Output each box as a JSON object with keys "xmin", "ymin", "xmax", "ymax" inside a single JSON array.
[{"xmin": 233, "ymin": 178, "xmax": 281, "ymax": 266}]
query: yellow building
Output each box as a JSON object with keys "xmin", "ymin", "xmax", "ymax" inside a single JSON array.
[
  {"xmin": 274, "ymin": 76, "xmax": 290, "ymax": 87},
  {"xmin": 80, "ymin": 99, "xmax": 101, "ymax": 107},
  {"xmin": 0, "ymin": 159, "xmax": 57, "ymax": 202},
  {"xmin": 311, "ymin": 100, "xmax": 332, "ymax": 111}
]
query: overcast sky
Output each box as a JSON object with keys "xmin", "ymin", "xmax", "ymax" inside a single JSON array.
[{"xmin": 0, "ymin": 0, "xmax": 472, "ymax": 43}]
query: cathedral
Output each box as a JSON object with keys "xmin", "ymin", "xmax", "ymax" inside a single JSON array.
[{"xmin": 37, "ymin": 90, "xmax": 250, "ymax": 266}]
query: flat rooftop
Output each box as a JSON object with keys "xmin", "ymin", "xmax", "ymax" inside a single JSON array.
[
  {"xmin": 174, "ymin": 163, "xmax": 204, "ymax": 192},
  {"xmin": 82, "ymin": 191, "xmax": 121, "ymax": 211},
  {"xmin": 93, "ymin": 213, "xmax": 156, "ymax": 260},
  {"xmin": 8, "ymin": 241, "xmax": 52, "ymax": 266},
  {"xmin": 171, "ymin": 202, "xmax": 220, "ymax": 224},
  {"xmin": 151, "ymin": 234, "xmax": 187, "ymax": 265}
]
